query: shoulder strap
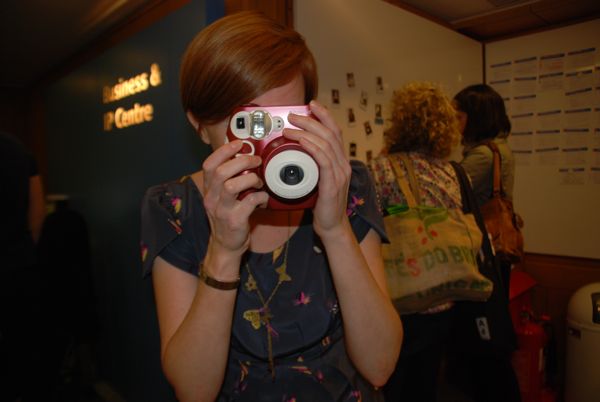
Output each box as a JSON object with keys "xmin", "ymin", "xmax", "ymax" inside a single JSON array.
[
  {"xmin": 452, "ymin": 160, "xmax": 511, "ymax": 293},
  {"xmin": 398, "ymin": 153, "xmax": 422, "ymax": 204},
  {"xmin": 451, "ymin": 162, "xmax": 487, "ymax": 242},
  {"xmin": 389, "ymin": 155, "xmax": 418, "ymax": 207},
  {"xmin": 485, "ymin": 141, "xmax": 503, "ymax": 198},
  {"xmin": 451, "ymin": 161, "xmax": 476, "ymax": 215},
  {"xmin": 451, "ymin": 160, "xmax": 497, "ymax": 263}
]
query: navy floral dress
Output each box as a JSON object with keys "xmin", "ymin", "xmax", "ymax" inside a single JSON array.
[{"xmin": 140, "ymin": 161, "xmax": 387, "ymax": 402}]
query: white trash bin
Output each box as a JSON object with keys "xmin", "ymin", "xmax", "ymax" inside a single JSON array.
[{"xmin": 564, "ymin": 282, "xmax": 600, "ymax": 402}]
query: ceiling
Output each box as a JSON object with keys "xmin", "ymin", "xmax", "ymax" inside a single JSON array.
[
  {"xmin": 0, "ymin": 0, "xmax": 164, "ymax": 90},
  {"xmin": 1, "ymin": 0, "xmax": 599, "ymax": 90},
  {"xmin": 386, "ymin": 0, "xmax": 600, "ymax": 40}
]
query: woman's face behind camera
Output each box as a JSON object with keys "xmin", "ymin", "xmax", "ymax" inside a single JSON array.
[{"xmin": 202, "ymin": 74, "xmax": 305, "ymax": 150}]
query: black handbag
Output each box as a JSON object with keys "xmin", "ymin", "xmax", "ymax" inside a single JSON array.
[{"xmin": 449, "ymin": 161, "xmax": 517, "ymax": 355}]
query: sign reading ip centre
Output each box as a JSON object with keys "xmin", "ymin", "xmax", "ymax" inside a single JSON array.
[{"xmin": 103, "ymin": 63, "xmax": 162, "ymax": 131}]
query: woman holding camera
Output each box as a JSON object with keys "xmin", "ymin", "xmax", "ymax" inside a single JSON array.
[{"xmin": 140, "ymin": 11, "xmax": 402, "ymax": 402}]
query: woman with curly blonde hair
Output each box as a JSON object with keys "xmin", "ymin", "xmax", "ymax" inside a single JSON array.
[
  {"xmin": 384, "ymin": 82, "xmax": 459, "ymax": 159},
  {"xmin": 369, "ymin": 82, "xmax": 464, "ymax": 402}
]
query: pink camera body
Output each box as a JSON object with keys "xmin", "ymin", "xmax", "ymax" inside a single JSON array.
[{"xmin": 226, "ymin": 105, "xmax": 319, "ymax": 210}]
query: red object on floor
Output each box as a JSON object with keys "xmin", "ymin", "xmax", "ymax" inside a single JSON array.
[
  {"xmin": 541, "ymin": 388, "xmax": 556, "ymax": 402},
  {"xmin": 509, "ymin": 270, "xmax": 537, "ymax": 330},
  {"xmin": 509, "ymin": 271, "xmax": 556, "ymax": 402},
  {"xmin": 512, "ymin": 313, "xmax": 547, "ymax": 402}
]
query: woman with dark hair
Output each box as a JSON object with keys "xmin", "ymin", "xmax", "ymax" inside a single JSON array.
[
  {"xmin": 454, "ymin": 84, "xmax": 516, "ymax": 298},
  {"xmin": 450, "ymin": 84, "xmax": 521, "ymax": 402},
  {"xmin": 454, "ymin": 84, "xmax": 514, "ymax": 213},
  {"xmin": 140, "ymin": 11, "xmax": 401, "ymax": 402}
]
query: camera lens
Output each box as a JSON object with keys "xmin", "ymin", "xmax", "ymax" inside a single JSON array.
[
  {"xmin": 236, "ymin": 117, "xmax": 245, "ymax": 129},
  {"xmin": 280, "ymin": 164, "xmax": 304, "ymax": 186}
]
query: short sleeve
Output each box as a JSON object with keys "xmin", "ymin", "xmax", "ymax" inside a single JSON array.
[
  {"xmin": 461, "ymin": 145, "xmax": 493, "ymax": 206},
  {"xmin": 139, "ymin": 177, "xmax": 209, "ymax": 277},
  {"xmin": 347, "ymin": 160, "xmax": 389, "ymax": 244}
]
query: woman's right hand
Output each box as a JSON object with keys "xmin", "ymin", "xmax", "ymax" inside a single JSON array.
[{"xmin": 201, "ymin": 140, "xmax": 268, "ymax": 265}]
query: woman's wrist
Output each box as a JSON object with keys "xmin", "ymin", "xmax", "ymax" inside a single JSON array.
[
  {"xmin": 199, "ymin": 267, "xmax": 240, "ymax": 290},
  {"xmin": 315, "ymin": 217, "xmax": 353, "ymax": 244},
  {"xmin": 202, "ymin": 239, "xmax": 244, "ymax": 282}
]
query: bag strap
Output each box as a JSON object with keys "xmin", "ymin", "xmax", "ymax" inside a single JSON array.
[
  {"xmin": 452, "ymin": 162, "xmax": 493, "ymax": 254},
  {"xmin": 451, "ymin": 161, "xmax": 477, "ymax": 217},
  {"xmin": 485, "ymin": 141, "xmax": 503, "ymax": 198},
  {"xmin": 389, "ymin": 154, "xmax": 419, "ymax": 207},
  {"xmin": 398, "ymin": 153, "xmax": 422, "ymax": 204},
  {"xmin": 451, "ymin": 161, "xmax": 508, "ymax": 289}
]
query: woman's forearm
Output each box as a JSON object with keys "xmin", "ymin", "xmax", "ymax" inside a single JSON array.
[
  {"xmin": 162, "ymin": 287, "xmax": 235, "ymax": 401},
  {"xmin": 153, "ymin": 254, "xmax": 239, "ymax": 402},
  {"xmin": 320, "ymin": 224, "xmax": 402, "ymax": 387}
]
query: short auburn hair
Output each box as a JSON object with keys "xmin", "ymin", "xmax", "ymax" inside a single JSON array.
[
  {"xmin": 453, "ymin": 84, "xmax": 511, "ymax": 144},
  {"xmin": 385, "ymin": 82, "xmax": 459, "ymax": 159},
  {"xmin": 180, "ymin": 11, "xmax": 318, "ymax": 126}
]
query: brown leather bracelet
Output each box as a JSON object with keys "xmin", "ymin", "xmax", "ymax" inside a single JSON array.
[{"xmin": 199, "ymin": 269, "xmax": 240, "ymax": 291}]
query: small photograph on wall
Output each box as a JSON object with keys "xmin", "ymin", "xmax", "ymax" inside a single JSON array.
[
  {"xmin": 366, "ymin": 150, "xmax": 373, "ymax": 163},
  {"xmin": 364, "ymin": 121, "xmax": 373, "ymax": 136},
  {"xmin": 331, "ymin": 89, "xmax": 340, "ymax": 107},
  {"xmin": 347, "ymin": 108, "xmax": 356, "ymax": 127},
  {"xmin": 360, "ymin": 91, "xmax": 368, "ymax": 110},
  {"xmin": 375, "ymin": 104, "xmax": 384, "ymax": 125},
  {"xmin": 347, "ymin": 72, "xmax": 356, "ymax": 88},
  {"xmin": 349, "ymin": 142, "xmax": 357, "ymax": 157},
  {"xmin": 376, "ymin": 76, "xmax": 384, "ymax": 93}
]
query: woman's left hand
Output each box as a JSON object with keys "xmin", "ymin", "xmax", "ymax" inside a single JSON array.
[{"xmin": 285, "ymin": 100, "xmax": 351, "ymax": 238}]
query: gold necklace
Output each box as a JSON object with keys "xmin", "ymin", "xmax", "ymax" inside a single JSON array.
[{"xmin": 242, "ymin": 237, "xmax": 291, "ymax": 380}]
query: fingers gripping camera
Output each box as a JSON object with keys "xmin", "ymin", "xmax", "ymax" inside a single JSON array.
[{"xmin": 226, "ymin": 105, "xmax": 319, "ymax": 209}]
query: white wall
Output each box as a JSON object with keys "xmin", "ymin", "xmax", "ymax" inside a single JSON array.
[
  {"xmin": 295, "ymin": 0, "xmax": 482, "ymax": 163},
  {"xmin": 486, "ymin": 19, "xmax": 600, "ymax": 259}
]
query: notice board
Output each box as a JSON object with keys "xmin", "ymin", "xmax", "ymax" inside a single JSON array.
[{"xmin": 485, "ymin": 19, "xmax": 600, "ymax": 259}]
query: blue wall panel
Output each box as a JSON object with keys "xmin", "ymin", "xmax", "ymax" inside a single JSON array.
[{"xmin": 43, "ymin": 1, "xmax": 224, "ymax": 400}]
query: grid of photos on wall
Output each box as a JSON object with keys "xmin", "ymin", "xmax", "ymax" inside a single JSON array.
[
  {"xmin": 489, "ymin": 47, "xmax": 600, "ymax": 185},
  {"xmin": 329, "ymin": 72, "xmax": 387, "ymax": 164}
]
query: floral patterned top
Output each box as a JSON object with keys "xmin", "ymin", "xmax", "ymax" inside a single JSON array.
[
  {"xmin": 140, "ymin": 160, "xmax": 387, "ymax": 402},
  {"xmin": 368, "ymin": 152, "xmax": 462, "ymax": 213}
]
